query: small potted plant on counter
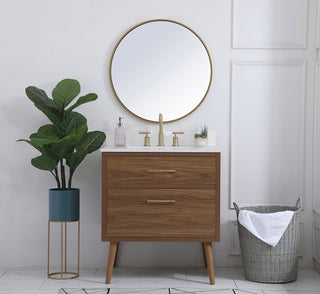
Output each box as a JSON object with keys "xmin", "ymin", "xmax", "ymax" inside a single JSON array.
[
  {"xmin": 194, "ymin": 125, "xmax": 208, "ymax": 147},
  {"xmin": 18, "ymin": 78, "xmax": 106, "ymax": 221}
]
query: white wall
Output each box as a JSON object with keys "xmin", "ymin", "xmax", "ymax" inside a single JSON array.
[{"xmin": 0, "ymin": 0, "xmax": 316, "ymax": 269}]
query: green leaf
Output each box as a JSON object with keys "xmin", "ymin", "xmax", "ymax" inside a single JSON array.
[
  {"xmin": 17, "ymin": 139, "xmax": 45, "ymax": 153},
  {"xmin": 49, "ymin": 141, "xmax": 75, "ymax": 161},
  {"xmin": 66, "ymin": 150, "xmax": 88, "ymax": 170},
  {"xmin": 25, "ymin": 86, "xmax": 61, "ymax": 125},
  {"xmin": 59, "ymin": 132, "xmax": 85, "ymax": 149},
  {"xmin": 58, "ymin": 111, "xmax": 87, "ymax": 138},
  {"xmin": 66, "ymin": 93, "xmax": 98, "ymax": 113},
  {"xmin": 29, "ymin": 125, "xmax": 59, "ymax": 146},
  {"xmin": 31, "ymin": 154, "xmax": 58, "ymax": 171},
  {"xmin": 52, "ymin": 79, "xmax": 80, "ymax": 108},
  {"xmin": 26, "ymin": 86, "xmax": 56, "ymax": 108},
  {"xmin": 78, "ymin": 131, "xmax": 106, "ymax": 154}
]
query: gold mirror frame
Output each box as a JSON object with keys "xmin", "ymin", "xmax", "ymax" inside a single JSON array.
[{"xmin": 109, "ymin": 19, "xmax": 213, "ymax": 123}]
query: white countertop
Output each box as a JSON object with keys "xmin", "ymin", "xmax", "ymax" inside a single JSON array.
[{"xmin": 100, "ymin": 146, "xmax": 220, "ymax": 153}]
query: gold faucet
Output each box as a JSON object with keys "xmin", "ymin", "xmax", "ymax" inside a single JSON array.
[
  {"xmin": 172, "ymin": 132, "xmax": 184, "ymax": 147},
  {"xmin": 158, "ymin": 113, "xmax": 164, "ymax": 146}
]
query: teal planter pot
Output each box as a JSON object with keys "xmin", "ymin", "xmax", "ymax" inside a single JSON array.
[{"xmin": 49, "ymin": 189, "xmax": 79, "ymax": 221}]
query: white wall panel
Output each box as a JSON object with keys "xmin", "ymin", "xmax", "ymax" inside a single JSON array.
[
  {"xmin": 230, "ymin": 62, "xmax": 305, "ymax": 207},
  {"xmin": 314, "ymin": 65, "xmax": 320, "ymax": 210},
  {"xmin": 232, "ymin": 0, "xmax": 308, "ymax": 48}
]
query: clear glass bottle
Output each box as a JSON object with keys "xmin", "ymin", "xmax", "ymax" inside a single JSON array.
[{"xmin": 114, "ymin": 117, "xmax": 126, "ymax": 147}]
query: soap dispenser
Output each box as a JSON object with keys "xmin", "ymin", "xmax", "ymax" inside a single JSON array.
[{"xmin": 115, "ymin": 117, "xmax": 126, "ymax": 147}]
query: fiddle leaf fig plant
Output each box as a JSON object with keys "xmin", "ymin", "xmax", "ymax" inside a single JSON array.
[{"xmin": 18, "ymin": 78, "xmax": 106, "ymax": 190}]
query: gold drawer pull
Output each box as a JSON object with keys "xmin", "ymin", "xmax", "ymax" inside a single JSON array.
[
  {"xmin": 147, "ymin": 200, "xmax": 176, "ymax": 204},
  {"xmin": 147, "ymin": 169, "xmax": 176, "ymax": 173}
]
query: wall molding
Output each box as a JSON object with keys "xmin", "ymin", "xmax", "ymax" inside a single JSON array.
[
  {"xmin": 229, "ymin": 61, "xmax": 306, "ymax": 208},
  {"xmin": 317, "ymin": 0, "xmax": 320, "ymax": 48},
  {"xmin": 232, "ymin": 0, "xmax": 308, "ymax": 49},
  {"xmin": 313, "ymin": 3, "xmax": 320, "ymax": 271},
  {"xmin": 313, "ymin": 64, "xmax": 320, "ymax": 211},
  {"xmin": 313, "ymin": 64, "xmax": 320, "ymax": 270}
]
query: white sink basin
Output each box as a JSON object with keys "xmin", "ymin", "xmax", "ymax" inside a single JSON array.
[{"xmin": 100, "ymin": 146, "xmax": 219, "ymax": 152}]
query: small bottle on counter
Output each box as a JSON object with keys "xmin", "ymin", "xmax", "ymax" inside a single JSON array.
[{"xmin": 114, "ymin": 117, "xmax": 126, "ymax": 147}]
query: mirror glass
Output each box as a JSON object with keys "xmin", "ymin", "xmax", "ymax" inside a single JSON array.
[{"xmin": 110, "ymin": 19, "xmax": 212, "ymax": 123}]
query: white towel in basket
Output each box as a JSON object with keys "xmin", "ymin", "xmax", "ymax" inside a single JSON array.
[{"xmin": 238, "ymin": 210, "xmax": 294, "ymax": 247}]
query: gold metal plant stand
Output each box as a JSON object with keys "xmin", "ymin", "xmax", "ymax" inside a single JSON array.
[{"xmin": 47, "ymin": 220, "xmax": 80, "ymax": 279}]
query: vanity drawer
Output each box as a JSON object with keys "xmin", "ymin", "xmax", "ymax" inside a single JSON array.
[
  {"xmin": 106, "ymin": 188, "xmax": 219, "ymax": 241},
  {"xmin": 105, "ymin": 153, "xmax": 217, "ymax": 188}
]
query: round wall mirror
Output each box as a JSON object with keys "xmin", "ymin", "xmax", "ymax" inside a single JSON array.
[{"xmin": 110, "ymin": 19, "xmax": 212, "ymax": 123}]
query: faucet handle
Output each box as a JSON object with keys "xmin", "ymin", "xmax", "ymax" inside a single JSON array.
[
  {"xmin": 172, "ymin": 132, "xmax": 184, "ymax": 147},
  {"xmin": 139, "ymin": 131, "xmax": 151, "ymax": 147}
]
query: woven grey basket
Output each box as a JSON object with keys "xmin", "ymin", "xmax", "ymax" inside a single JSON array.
[{"xmin": 233, "ymin": 198, "xmax": 301, "ymax": 283}]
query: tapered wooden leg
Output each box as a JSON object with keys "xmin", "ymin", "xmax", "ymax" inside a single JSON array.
[
  {"xmin": 113, "ymin": 242, "xmax": 120, "ymax": 267},
  {"xmin": 202, "ymin": 242, "xmax": 215, "ymax": 284},
  {"xmin": 105, "ymin": 242, "xmax": 119, "ymax": 284},
  {"xmin": 201, "ymin": 243, "xmax": 208, "ymax": 268}
]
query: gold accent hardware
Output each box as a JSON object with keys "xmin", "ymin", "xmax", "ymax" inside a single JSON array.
[
  {"xmin": 172, "ymin": 131, "xmax": 184, "ymax": 147},
  {"xmin": 147, "ymin": 169, "xmax": 176, "ymax": 173},
  {"xmin": 139, "ymin": 131, "xmax": 151, "ymax": 146},
  {"xmin": 147, "ymin": 200, "xmax": 176, "ymax": 203},
  {"xmin": 158, "ymin": 113, "xmax": 164, "ymax": 146},
  {"xmin": 47, "ymin": 220, "xmax": 80, "ymax": 280}
]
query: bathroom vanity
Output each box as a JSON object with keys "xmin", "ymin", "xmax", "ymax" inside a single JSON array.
[
  {"xmin": 104, "ymin": 16, "xmax": 217, "ymax": 284},
  {"xmin": 101, "ymin": 147, "xmax": 220, "ymax": 284}
]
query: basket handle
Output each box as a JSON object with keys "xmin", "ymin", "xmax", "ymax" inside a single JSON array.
[
  {"xmin": 294, "ymin": 198, "xmax": 302, "ymax": 210},
  {"xmin": 233, "ymin": 202, "xmax": 240, "ymax": 212}
]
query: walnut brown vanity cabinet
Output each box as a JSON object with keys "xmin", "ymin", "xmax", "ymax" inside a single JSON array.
[{"xmin": 101, "ymin": 151, "xmax": 220, "ymax": 284}]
